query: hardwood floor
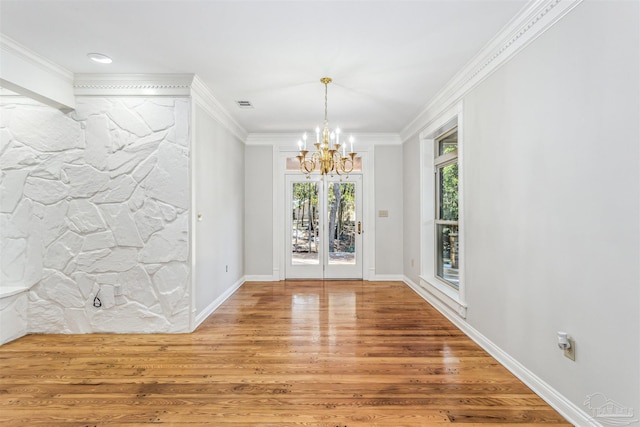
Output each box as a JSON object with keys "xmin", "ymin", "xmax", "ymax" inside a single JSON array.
[{"xmin": 0, "ymin": 281, "xmax": 570, "ymax": 426}]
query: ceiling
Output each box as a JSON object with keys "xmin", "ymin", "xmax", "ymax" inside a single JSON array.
[{"xmin": 0, "ymin": 0, "xmax": 528, "ymax": 135}]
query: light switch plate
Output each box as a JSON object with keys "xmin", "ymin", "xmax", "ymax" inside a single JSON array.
[{"xmin": 564, "ymin": 338, "xmax": 575, "ymax": 361}]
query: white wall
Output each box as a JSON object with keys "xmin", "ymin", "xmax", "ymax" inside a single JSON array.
[
  {"xmin": 193, "ymin": 103, "xmax": 244, "ymax": 316},
  {"xmin": 1, "ymin": 96, "xmax": 192, "ymax": 334},
  {"xmin": 374, "ymin": 145, "xmax": 403, "ymax": 276},
  {"xmin": 404, "ymin": 0, "xmax": 639, "ymax": 419},
  {"xmin": 464, "ymin": 0, "xmax": 639, "ymax": 414},
  {"xmin": 402, "ymin": 136, "xmax": 421, "ymax": 285},
  {"xmin": 244, "ymin": 145, "xmax": 273, "ymax": 278}
]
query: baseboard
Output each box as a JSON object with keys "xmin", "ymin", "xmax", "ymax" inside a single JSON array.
[
  {"xmin": 244, "ymin": 274, "xmax": 278, "ymax": 282},
  {"xmin": 368, "ymin": 274, "xmax": 405, "ymax": 281},
  {"xmin": 193, "ymin": 276, "xmax": 245, "ymax": 330},
  {"xmin": 402, "ymin": 275, "xmax": 595, "ymax": 427}
]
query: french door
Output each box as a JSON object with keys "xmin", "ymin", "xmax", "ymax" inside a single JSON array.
[{"xmin": 285, "ymin": 174, "xmax": 363, "ymax": 279}]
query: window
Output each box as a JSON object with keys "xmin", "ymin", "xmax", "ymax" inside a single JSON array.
[
  {"xmin": 434, "ymin": 128, "xmax": 459, "ymax": 288},
  {"xmin": 418, "ymin": 103, "xmax": 466, "ymax": 317}
]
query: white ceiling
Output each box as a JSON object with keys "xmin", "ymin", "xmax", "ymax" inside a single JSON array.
[{"xmin": 0, "ymin": 0, "xmax": 529, "ymax": 135}]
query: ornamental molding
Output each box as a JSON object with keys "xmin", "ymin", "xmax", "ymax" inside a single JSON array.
[
  {"xmin": 401, "ymin": 0, "xmax": 584, "ymax": 142},
  {"xmin": 74, "ymin": 73, "xmax": 248, "ymax": 141},
  {"xmin": 74, "ymin": 73, "xmax": 195, "ymax": 97}
]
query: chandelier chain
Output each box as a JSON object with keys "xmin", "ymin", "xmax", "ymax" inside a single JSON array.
[{"xmin": 324, "ymin": 80, "xmax": 329, "ymax": 125}]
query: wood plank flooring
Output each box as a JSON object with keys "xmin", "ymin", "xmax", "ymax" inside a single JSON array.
[{"xmin": 0, "ymin": 281, "xmax": 570, "ymax": 426}]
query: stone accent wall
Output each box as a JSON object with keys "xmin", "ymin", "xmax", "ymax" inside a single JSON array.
[{"xmin": 0, "ymin": 97, "xmax": 191, "ymax": 333}]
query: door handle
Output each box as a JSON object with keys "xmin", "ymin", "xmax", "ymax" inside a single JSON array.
[{"xmin": 357, "ymin": 221, "xmax": 362, "ymax": 235}]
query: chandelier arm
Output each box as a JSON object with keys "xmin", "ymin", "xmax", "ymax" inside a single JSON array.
[
  {"xmin": 339, "ymin": 152, "xmax": 356, "ymax": 174},
  {"xmin": 332, "ymin": 151, "xmax": 343, "ymax": 176},
  {"xmin": 300, "ymin": 160, "xmax": 315, "ymax": 174},
  {"xmin": 341, "ymin": 158, "xmax": 354, "ymax": 174},
  {"xmin": 309, "ymin": 151, "xmax": 322, "ymax": 173},
  {"xmin": 297, "ymin": 150, "xmax": 317, "ymax": 174}
]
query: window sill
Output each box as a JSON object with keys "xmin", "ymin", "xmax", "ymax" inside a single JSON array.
[{"xmin": 419, "ymin": 276, "xmax": 467, "ymax": 318}]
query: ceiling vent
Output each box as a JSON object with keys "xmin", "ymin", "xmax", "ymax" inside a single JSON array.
[{"xmin": 236, "ymin": 100, "xmax": 253, "ymax": 109}]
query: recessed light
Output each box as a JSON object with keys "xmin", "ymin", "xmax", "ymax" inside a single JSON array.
[{"xmin": 87, "ymin": 53, "xmax": 112, "ymax": 64}]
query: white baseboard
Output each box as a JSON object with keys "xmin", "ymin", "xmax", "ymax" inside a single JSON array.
[
  {"xmin": 244, "ymin": 274, "xmax": 278, "ymax": 282},
  {"xmin": 193, "ymin": 277, "xmax": 245, "ymax": 330},
  {"xmin": 368, "ymin": 274, "xmax": 405, "ymax": 281},
  {"xmin": 402, "ymin": 275, "xmax": 596, "ymax": 427}
]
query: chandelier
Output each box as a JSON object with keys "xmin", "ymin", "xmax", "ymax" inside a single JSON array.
[{"xmin": 297, "ymin": 77, "xmax": 356, "ymax": 175}]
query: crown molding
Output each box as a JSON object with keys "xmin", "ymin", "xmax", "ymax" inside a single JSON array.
[
  {"xmin": 400, "ymin": 0, "xmax": 584, "ymax": 142},
  {"xmin": 0, "ymin": 33, "xmax": 75, "ymax": 109},
  {"xmin": 74, "ymin": 73, "xmax": 195, "ymax": 97},
  {"xmin": 246, "ymin": 132, "xmax": 401, "ymax": 148},
  {"xmin": 0, "ymin": 34, "xmax": 74, "ymax": 83},
  {"xmin": 74, "ymin": 73, "xmax": 248, "ymax": 142},
  {"xmin": 190, "ymin": 75, "xmax": 248, "ymax": 142}
]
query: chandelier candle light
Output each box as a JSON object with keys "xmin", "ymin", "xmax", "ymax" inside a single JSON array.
[{"xmin": 297, "ymin": 77, "xmax": 356, "ymax": 175}]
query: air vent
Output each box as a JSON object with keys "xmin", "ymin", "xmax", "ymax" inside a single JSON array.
[{"xmin": 236, "ymin": 100, "xmax": 253, "ymax": 109}]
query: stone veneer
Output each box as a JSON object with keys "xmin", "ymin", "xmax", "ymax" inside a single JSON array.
[{"xmin": 0, "ymin": 96, "xmax": 191, "ymax": 336}]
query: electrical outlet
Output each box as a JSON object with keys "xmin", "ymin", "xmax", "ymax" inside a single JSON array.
[{"xmin": 564, "ymin": 338, "xmax": 575, "ymax": 361}]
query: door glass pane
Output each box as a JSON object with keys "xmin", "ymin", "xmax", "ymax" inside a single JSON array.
[
  {"xmin": 327, "ymin": 182, "xmax": 356, "ymax": 265},
  {"xmin": 436, "ymin": 224, "xmax": 459, "ymax": 288},
  {"xmin": 291, "ymin": 182, "xmax": 319, "ymax": 265}
]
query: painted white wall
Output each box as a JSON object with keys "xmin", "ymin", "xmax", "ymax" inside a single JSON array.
[
  {"xmin": 404, "ymin": 0, "xmax": 639, "ymax": 419},
  {"xmin": 1, "ymin": 96, "xmax": 192, "ymax": 334},
  {"xmin": 244, "ymin": 145, "xmax": 273, "ymax": 278},
  {"xmin": 402, "ymin": 136, "xmax": 421, "ymax": 285},
  {"xmin": 193, "ymin": 103, "xmax": 245, "ymax": 316},
  {"xmin": 463, "ymin": 0, "xmax": 639, "ymax": 414},
  {"xmin": 0, "ymin": 290, "xmax": 28, "ymax": 344},
  {"xmin": 373, "ymin": 145, "xmax": 403, "ymax": 276}
]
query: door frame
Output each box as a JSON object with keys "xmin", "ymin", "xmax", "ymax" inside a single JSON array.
[{"xmin": 275, "ymin": 148, "xmax": 374, "ymax": 281}]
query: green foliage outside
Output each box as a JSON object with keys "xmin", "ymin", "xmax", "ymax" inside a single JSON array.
[
  {"xmin": 291, "ymin": 181, "xmax": 356, "ymax": 255},
  {"xmin": 440, "ymin": 162, "xmax": 458, "ymax": 221},
  {"xmin": 292, "ymin": 182, "xmax": 319, "ymax": 253},
  {"xmin": 327, "ymin": 183, "xmax": 355, "ymax": 253}
]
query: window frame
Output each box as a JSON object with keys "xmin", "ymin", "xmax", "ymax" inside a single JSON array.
[
  {"xmin": 434, "ymin": 128, "xmax": 459, "ymax": 289},
  {"xmin": 418, "ymin": 101, "xmax": 467, "ymax": 318}
]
